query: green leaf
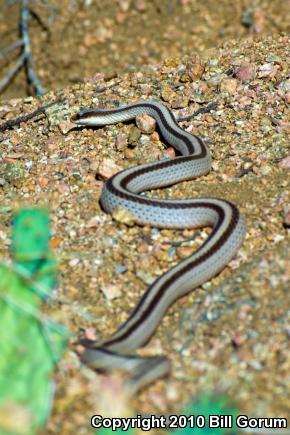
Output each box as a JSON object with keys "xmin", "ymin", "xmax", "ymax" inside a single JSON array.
[
  {"xmin": 0, "ymin": 208, "xmax": 68, "ymax": 435},
  {"xmin": 11, "ymin": 208, "xmax": 57, "ymax": 296}
]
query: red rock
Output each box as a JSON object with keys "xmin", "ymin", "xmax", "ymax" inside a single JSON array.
[
  {"xmin": 238, "ymin": 96, "xmax": 252, "ymax": 106},
  {"xmin": 84, "ymin": 327, "xmax": 97, "ymax": 341},
  {"xmin": 164, "ymin": 147, "xmax": 176, "ymax": 158},
  {"xmin": 115, "ymin": 133, "xmax": 128, "ymax": 150},
  {"xmin": 136, "ymin": 114, "xmax": 156, "ymax": 134},
  {"xmin": 234, "ymin": 63, "xmax": 256, "ymax": 81},
  {"xmin": 278, "ymin": 155, "xmax": 290, "ymax": 168},
  {"xmin": 97, "ymin": 158, "xmax": 123, "ymax": 179}
]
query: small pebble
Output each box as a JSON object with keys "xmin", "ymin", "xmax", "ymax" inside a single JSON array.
[
  {"xmin": 171, "ymin": 96, "xmax": 189, "ymax": 109},
  {"xmin": 112, "ymin": 207, "xmax": 136, "ymax": 226},
  {"xmin": 278, "ymin": 155, "xmax": 290, "ymax": 169},
  {"xmin": 101, "ymin": 284, "xmax": 122, "ymax": 300},
  {"xmin": 136, "ymin": 114, "xmax": 156, "ymax": 134},
  {"xmin": 128, "ymin": 126, "xmax": 141, "ymax": 144},
  {"xmin": 86, "ymin": 215, "xmax": 107, "ymax": 228},
  {"xmin": 176, "ymin": 246, "xmax": 194, "ymax": 259},
  {"xmin": 115, "ymin": 133, "xmax": 128, "ymax": 150},
  {"xmin": 164, "ymin": 147, "xmax": 176, "ymax": 158},
  {"xmin": 234, "ymin": 63, "xmax": 256, "ymax": 81},
  {"xmin": 84, "ymin": 327, "xmax": 97, "ymax": 341},
  {"xmin": 58, "ymin": 120, "xmax": 76, "ymax": 135},
  {"xmin": 189, "ymin": 63, "xmax": 204, "ymax": 80},
  {"xmin": 238, "ymin": 95, "xmax": 252, "ymax": 106},
  {"xmin": 124, "ymin": 148, "xmax": 135, "ymax": 159},
  {"xmin": 115, "ymin": 264, "xmax": 128, "ymax": 274},
  {"xmin": 69, "ymin": 258, "xmax": 80, "ymax": 267},
  {"xmin": 37, "ymin": 176, "xmax": 49, "ymax": 189},
  {"xmin": 258, "ymin": 63, "xmax": 279, "ymax": 79},
  {"xmin": 97, "ymin": 158, "xmax": 123, "ymax": 179},
  {"xmin": 220, "ymin": 78, "xmax": 238, "ymax": 94}
]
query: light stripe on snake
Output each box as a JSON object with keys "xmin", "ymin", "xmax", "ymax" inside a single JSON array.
[{"xmin": 71, "ymin": 101, "xmax": 246, "ymax": 395}]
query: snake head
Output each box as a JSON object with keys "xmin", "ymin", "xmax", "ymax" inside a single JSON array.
[{"xmin": 70, "ymin": 109, "xmax": 99, "ymax": 125}]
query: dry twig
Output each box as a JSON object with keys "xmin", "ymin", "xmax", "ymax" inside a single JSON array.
[
  {"xmin": 0, "ymin": 0, "xmax": 45, "ymax": 96},
  {"xmin": 0, "ymin": 99, "xmax": 64, "ymax": 133},
  {"xmin": 177, "ymin": 101, "xmax": 219, "ymax": 122}
]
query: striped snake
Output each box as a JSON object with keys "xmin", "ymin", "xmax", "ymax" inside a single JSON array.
[{"xmin": 71, "ymin": 101, "xmax": 246, "ymax": 395}]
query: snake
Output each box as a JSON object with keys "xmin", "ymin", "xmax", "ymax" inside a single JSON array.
[{"xmin": 71, "ymin": 101, "xmax": 246, "ymax": 395}]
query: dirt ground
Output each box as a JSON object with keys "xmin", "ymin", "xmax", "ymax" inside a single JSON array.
[{"xmin": 0, "ymin": 0, "xmax": 289, "ymax": 99}]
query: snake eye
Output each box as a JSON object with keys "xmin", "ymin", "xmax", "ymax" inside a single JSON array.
[{"xmin": 71, "ymin": 113, "xmax": 80, "ymax": 122}]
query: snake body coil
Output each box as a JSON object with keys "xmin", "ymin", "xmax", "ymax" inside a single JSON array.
[{"xmin": 72, "ymin": 101, "xmax": 246, "ymax": 394}]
